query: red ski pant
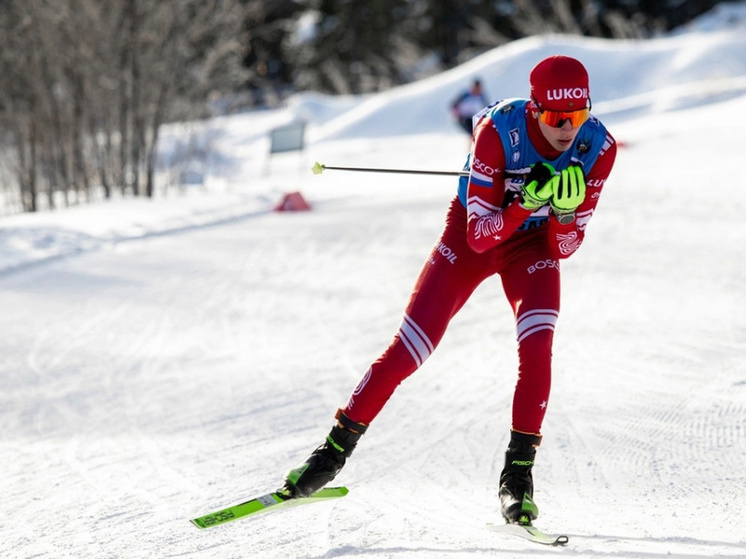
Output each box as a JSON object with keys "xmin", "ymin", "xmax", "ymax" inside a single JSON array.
[{"xmin": 342, "ymin": 198, "xmax": 561, "ymax": 435}]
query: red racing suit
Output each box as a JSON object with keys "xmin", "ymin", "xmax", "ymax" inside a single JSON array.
[{"xmin": 342, "ymin": 99, "xmax": 617, "ymax": 435}]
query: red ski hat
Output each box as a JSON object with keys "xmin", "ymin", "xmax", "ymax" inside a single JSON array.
[{"xmin": 530, "ymin": 56, "xmax": 590, "ymax": 111}]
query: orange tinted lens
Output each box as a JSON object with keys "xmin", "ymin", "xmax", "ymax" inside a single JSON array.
[{"xmin": 539, "ymin": 108, "xmax": 590, "ymax": 128}]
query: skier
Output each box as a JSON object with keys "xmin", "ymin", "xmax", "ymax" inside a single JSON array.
[
  {"xmin": 451, "ymin": 78, "xmax": 489, "ymax": 134},
  {"xmin": 282, "ymin": 55, "xmax": 617, "ymax": 525}
]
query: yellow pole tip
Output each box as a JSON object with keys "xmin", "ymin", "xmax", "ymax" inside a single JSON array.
[{"xmin": 311, "ymin": 162, "xmax": 325, "ymax": 175}]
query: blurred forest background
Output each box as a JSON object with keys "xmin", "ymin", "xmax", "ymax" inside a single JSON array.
[{"xmin": 0, "ymin": 0, "xmax": 729, "ymax": 213}]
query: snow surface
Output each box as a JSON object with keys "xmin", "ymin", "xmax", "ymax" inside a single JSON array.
[{"xmin": 2, "ymin": 6, "xmax": 746, "ymax": 559}]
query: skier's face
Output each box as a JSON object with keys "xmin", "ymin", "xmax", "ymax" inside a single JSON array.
[{"xmin": 536, "ymin": 114, "xmax": 581, "ymax": 152}]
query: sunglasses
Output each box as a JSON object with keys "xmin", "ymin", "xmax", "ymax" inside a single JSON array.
[
  {"xmin": 538, "ymin": 107, "xmax": 590, "ymax": 128},
  {"xmin": 533, "ymin": 97, "xmax": 592, "ymax": 128}
]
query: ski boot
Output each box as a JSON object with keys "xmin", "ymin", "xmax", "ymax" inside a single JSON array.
[
  {"xmin": 499, "ymin": 430, "xmax": 542, "ymax": 524},
  {"xmin": 282, "ymin": 409, "xmax": 367, "ymax": 498}
]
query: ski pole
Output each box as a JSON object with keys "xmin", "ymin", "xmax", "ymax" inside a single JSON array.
[{"xmin": 311, "ymin": 161, "xmax": 469, "ymax": 177}]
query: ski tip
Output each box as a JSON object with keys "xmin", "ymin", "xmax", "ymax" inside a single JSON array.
[
  {"xmin": 491, "ymin": 519, "xmax": 569, "ymax": 546},
  {"xmin": 314, "ymin": 486, "xmax": 349, "ymax": 497}
]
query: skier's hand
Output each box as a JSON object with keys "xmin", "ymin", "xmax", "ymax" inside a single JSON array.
[
  {"xmin": 520, "ymin": 162, "xmax": 555, "ymax": 210},
  {"xmin": 550, "ymin": 165, "xmax": 586, "ymax": 216}
]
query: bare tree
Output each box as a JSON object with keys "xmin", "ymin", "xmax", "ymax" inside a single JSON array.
[
  {"xmin": 105, "ymin": 0, "xmax": 250, "ymax": 198},
  {"xmin": 0, "ymin": 0, "xmax": 249, "ymax": 213}
]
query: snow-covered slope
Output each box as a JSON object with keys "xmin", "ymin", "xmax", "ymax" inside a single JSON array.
[{"xmin": 1, "ymin": 5, "xmax": 745, "ymax": 558}]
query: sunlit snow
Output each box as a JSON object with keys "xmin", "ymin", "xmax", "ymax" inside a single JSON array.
[{"xmin": 1, "ymin": 6, "xmax": 745, "ymax": 558}]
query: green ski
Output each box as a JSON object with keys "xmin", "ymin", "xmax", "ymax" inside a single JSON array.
[
  {"xmin": 190, "ymin": 486, "xmax": 349, "ymax": 529},
  {"xmin": 488, "ymin": 515, "xmax": 569, "ymax": 546}
]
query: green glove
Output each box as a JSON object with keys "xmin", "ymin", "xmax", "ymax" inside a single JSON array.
[
  {"xmin": 551, "ymin": 165, "xmax": 586, "ymax": 219},
  {"xmin": 521, "ymin": 162, "xmax": 556, "ymax": 210}
]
